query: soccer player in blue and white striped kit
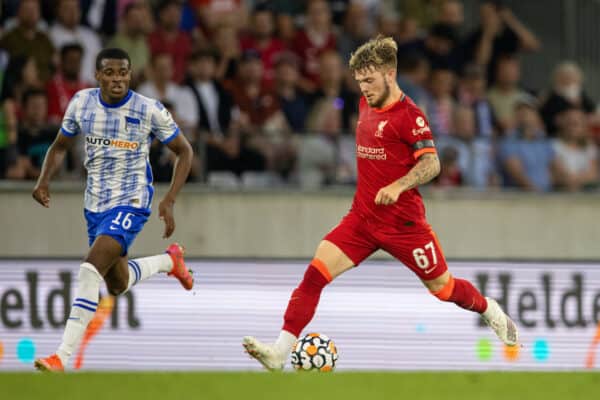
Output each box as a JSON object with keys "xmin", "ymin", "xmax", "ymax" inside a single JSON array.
[{"xmin": 32, "ymin": 48, "xmax": 195, "ymax": 372}]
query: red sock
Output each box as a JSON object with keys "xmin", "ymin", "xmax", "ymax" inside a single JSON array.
[
  {"xmin": 282, "ymin": 260, "xmax": 331, "ymax": 337},
  {"xmin": 433, "ymin": 276, "xmax": 488, "ymax": 313}
]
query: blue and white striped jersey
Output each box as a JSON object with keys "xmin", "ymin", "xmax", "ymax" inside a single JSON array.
[{"xmin": 61, "ymin": 88, "xmax": 180, "ymax": 212}]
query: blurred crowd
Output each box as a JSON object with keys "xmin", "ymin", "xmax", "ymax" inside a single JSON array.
[{"xmin": 0, "ymin": 0, "xmax": 598, "ymax": 192}]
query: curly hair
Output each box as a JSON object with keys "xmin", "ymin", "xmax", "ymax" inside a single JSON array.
[{"xmin": 349, "ymin": 35, "xmax": 398, "ymax": 72}]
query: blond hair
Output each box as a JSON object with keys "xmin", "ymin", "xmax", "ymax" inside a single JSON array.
[{"xmin": 349, "ymin": 35, "xmax": 398, "ymax": 72}]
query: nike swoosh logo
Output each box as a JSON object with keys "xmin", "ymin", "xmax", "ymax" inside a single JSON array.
[
  {"xmin": 424, "ymin": 266, "xmax": 436, "ymax": 274},
  {"xmin": 109, "ymin": 226, "xmax": 119, "ymax": 231}
]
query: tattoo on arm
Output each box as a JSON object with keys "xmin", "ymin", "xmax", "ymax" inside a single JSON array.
[{"xmin": 397, "ymin": 153, "xmax": 441, "ymax": 191}]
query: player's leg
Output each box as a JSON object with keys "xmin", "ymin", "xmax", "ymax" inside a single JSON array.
[
  {"xmin": 382, "ymin": 225, "xmax": 518, "ymax": 346},
  {"xmin": 243, "ymin": 212, "xmax": 377, "ymax": 370},
  {"xmin": 34, "ymin": 235, "xmax": 121, "ymax": 372},
  {"xmin": 103, "ymin": 243, "xmax": 192, "ymax": 296}
]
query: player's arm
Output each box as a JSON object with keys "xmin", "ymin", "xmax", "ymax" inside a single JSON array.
[
  {"xmin": 158, "ymin": 134, "xmax": 193, "ymax": 238},
  {"xmin": 375, "ymin": 152, "xmax": 441, "ymax": 205},
  {"xmin": 32, "ymin": 132, "xmax": 75, "ymax": 208}
]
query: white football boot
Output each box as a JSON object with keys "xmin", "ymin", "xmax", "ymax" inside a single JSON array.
[
  {"xmin": 242, "ymin": 336, "xmax": 286, "ymax": 371},
  {"xmin": 482, "ymin": 297, "xmax": 519, "ymax": 346}
]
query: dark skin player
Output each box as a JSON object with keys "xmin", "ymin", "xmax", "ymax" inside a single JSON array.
[{"xmin": 32, "ymin": 57, "xmax": 193, "ymax": 295}]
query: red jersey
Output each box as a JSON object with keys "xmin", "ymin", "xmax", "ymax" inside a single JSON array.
[
  {"xmin": 351, "ymin": 95, "xmax": 437, "ymax": 226},
  {"xmin": 240, "ymin": 36, "xmax": 286, "ymax": 89},
  {"xmin": 148, "ymin": 29, "xmax": 193, "ymax": 83},
  {"xmin": 46, "ymin": 75, "xmax": 91, "ymax": 123},
  {"xmin": 292, "ymin": 30, "xmax": 336, "ymax": 87}
]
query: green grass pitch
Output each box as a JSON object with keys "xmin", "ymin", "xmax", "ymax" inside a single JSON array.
[{"xmin": 1, "ymin": 372, "xmax": 598, "ymax": 400}]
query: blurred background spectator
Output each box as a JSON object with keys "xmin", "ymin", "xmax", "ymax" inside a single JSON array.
[
  {"xmin": 49, "ymin": 0, "xmax": 102, "ymax": 83},
  {"xmin": 106, "ymin": 1, "xmax": 151, "ymax": 83},
  {"xmin": 539, "ymin": 61, "xmax": 596, "ymax": 136},
  {"xmin": 148, "ymin": 0, "xmax": 194, "ymax": 84},
  {"xmin": 0, "ymin": 0, "xmax": 598, "ymax": 194},
  {"xmin": 499, "ymin": 95, "xmax": 559, "ymax": 192}
]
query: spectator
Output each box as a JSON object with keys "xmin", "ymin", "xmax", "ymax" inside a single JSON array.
[
  {"xmin": 0, "ymin": 0, "xmax": 55, "ymax": 82},
  {"xmin": 147, "ymin": 0, "xmax": 193, "ymax": 84},
  {"xmin": 423, "ymin": 23, "xmax": 462, "ymax": 72},
  {"xmin": 191, "ymin": 0, "xmax": 248, "ymax": 38},
  {"xmin": 46, "ymin": 44, "xmax": 91, "ymax": 125},
  {"xmin": 435, "ymin": 145, "xmax": 462, "ymax": 187},
  {"xmin": 48, "ymin": 0, "xmax": 102, "ymax": 83},
  {"xmin": 539, "ymin": 61, "xmax": 596, "ymax": 136},
  {"xmin": 457, "ymin": 63, "xmax": 495, "ymax": 138},
  {"xmin": 463, "ymin": 0, "xmax": 541, "ymax": 83},
  {"xmin": 137, "ymin": 52, "xmax": 198, "ymax": 133},
  {"xmin": 274, "ymin": 12, "xmax": 296, "ymax": 47},
  {"xmin": 226, "ymin": 49, "xmax": 284, "ymax": 134},
  {"xmin": 0, "ymin": 55, "xmax": 43, "ymax": 116},
  {"xmin": 149, "ymin": 101, "xmax": 202, "ymax": 182},
  {"xmin": 487, "ymin": 54, "xmax": 528, "ymax": 132},
  {"xmin": 552, "ymin": 107, "xmax": 598, "ymax": 191},
  {"xmin": 499, "ymin": 96, "xmax": 559, "ymax": 192},
  {"xmin": 311, "ymin": 50, "xmax": 357, "ymax": 134},
  {"xmin": 12, "ymin": 89, "xmax": 58, "ymax": 180},
  {"xmin": 337, "ymin": 2, "xmax": 371, "ymax": 65},
  {"xmin": 213, "ymin": 22, "xmax": 242, "ymax": 82},
  {"xmin": 396, "ymin": 52, "xmax": 430, "ymax": 110},
  {"xmin": 300, "ymin": 91, "xmax": 357, "ymax": 188},
  {"xmin": 240, "ymin": 4, "xmax": 286, "ymax": 89},
  {"xmin": 376, "ymin": 10, "xmax": 400, "ymax": 40},
  {"xmin": 436, "ymin": 105, "xmax": 497, "ymax": 189},
  {"xmin": 185, "ymin": 49, "xmax": 266, "ymax": 177},
  {"xmin": 0, "ymin": 99, "xmax": 18, "ymax": 179},
  {"xmin": 292, "ymin": 0, "xmax": 337, "ymax": 93},
  {"xmin": 426, "ymin": 66, "xmax": 456, "ymax": 137},
  {"xmin": 273, "ymin": 52, "xmax": 310, "ymax": 133},
  {"xmin": 79, "ymin": 0, "xmax": 119, "ymax": 37},
  {"xmin": 436, "ymin": 0, "xmax": 464, "ymax": 30},
  {"xmin": 107, "ymin": 1, "xmax": 151, "ymax": 83},
  {"xmin": 395, "ymin": 16, "xmax": 422, "ymax": 59}
]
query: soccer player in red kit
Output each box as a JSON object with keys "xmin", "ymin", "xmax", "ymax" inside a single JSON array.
[{"xmin": 243, "ymin": 36, "xmax": 518, "ymax": 370}]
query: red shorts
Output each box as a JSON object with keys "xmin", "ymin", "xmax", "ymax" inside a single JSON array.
[{"xmin": 323, "ymin": 211, "xmax": 448, "ymax": 280}]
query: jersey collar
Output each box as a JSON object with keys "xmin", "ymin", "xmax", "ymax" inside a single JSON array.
[
  {"xmin": 98, "ymin": 89, "xmax": 133, "ymax": 108},
  {"xmin": 373, "ymin": 92, "xmax": 406, "ymax": 113}
]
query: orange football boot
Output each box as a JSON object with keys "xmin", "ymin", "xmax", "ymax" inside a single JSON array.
[
  {"xmin": 166, "ymin": 243, "xmax": 194, "ymax": 290},
  {"xmin": 34, "ymin": 354, "xmax": 64, "ymax": 372}
]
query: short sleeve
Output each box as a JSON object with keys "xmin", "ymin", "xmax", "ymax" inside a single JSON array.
[
  {"xmin": 401, "ymin": 105, "xmax": 437, "ymax": 160},
  {"xmin": 150, "ymin": 100, "xmax": 180, "ymax": 144},
  {"xmin": 60, "ymin": 95, "xmax": 81, "ymax": 137}
]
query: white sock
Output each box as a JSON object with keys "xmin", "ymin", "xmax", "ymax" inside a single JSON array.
[
  {"xmin": 274, "ymin": 330, "xmax": 298, "ymax": 356},
  {"xmin": 125, "ymin": 254, "xmax": 173, "ymax": 292},
  {"xmin": 56, "ymin": 262, "xmax": 103, "ymax": 366}
]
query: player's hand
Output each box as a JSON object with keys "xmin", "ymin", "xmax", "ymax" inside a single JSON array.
[
  {"xmin": 158, "ymin": 197, "xmax": 175, "ymax": 238},
  {"xmin": 32, "ymin": 184, "xmax": 50, "ymax": 208},
  {"xmin": 374, "ymin": 181, "xmax": 405, "ymax": 206}
]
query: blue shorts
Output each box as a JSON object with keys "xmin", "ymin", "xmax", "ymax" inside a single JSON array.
[{"xmin": 84, "ymin": 206, "xmax": 150, "ymax": 256}]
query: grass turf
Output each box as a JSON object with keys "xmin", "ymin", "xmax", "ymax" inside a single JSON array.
[{"xmin": 1, "ymin": 371, "xmax": 598, "ymax": 400}]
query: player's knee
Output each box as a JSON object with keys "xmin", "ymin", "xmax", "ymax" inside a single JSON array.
[
  {"xmin": 430, "ymin": 274, "xmax": 455, "ymax": 302},
  {"xmin": 106, "ymin": 278, "xmax": 128, "ymax": 296}
]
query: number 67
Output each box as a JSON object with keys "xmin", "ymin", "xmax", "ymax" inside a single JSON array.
[{"xmin": 412, "ymin": 241, "xmax": 437, "ymax": 270}]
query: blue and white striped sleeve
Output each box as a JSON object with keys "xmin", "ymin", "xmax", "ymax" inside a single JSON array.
[
  {"xmin": 60, "ymin": 94, "xmax": 81, "ymax": 137},
  {"xmin": 150, "ymin": 100, "xmax": 180, "ymax": 144}
]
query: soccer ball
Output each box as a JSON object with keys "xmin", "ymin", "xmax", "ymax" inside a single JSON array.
[{"xmin": 290, "ymin": 333, "xmax": 338, "ymax": 372}]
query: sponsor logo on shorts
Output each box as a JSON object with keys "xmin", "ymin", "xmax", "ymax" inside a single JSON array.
[
  {"xmin": 357, "ymin": 144, "xmax": 387, "ymax": 160},
  {"xmin": 86, "ymin": 136, "xmax": 140, "ymax": 151}
]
